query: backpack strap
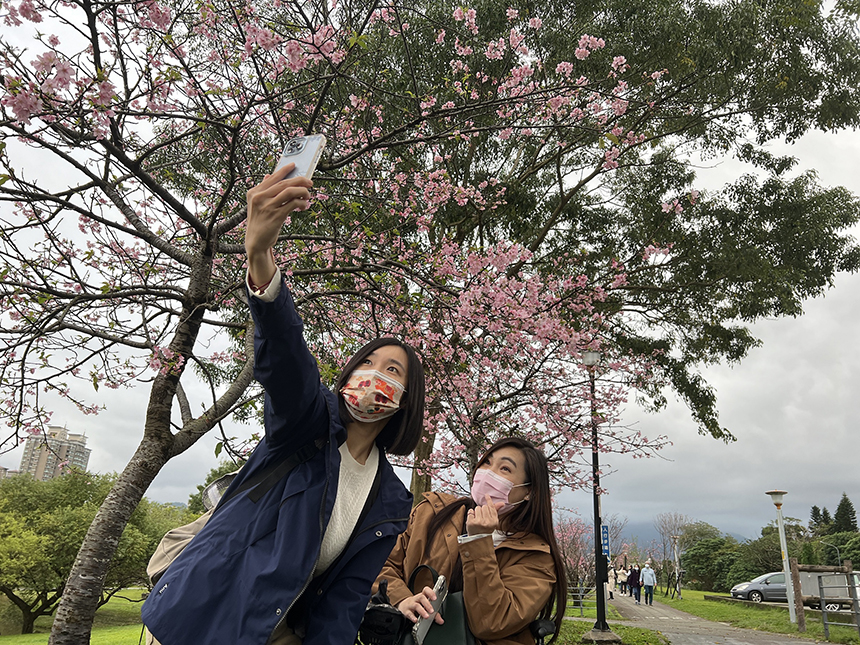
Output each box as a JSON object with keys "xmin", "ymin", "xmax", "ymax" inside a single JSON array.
[{"xmin": 214, "ymin": 434, "xmax": 328, "ymax": 511}]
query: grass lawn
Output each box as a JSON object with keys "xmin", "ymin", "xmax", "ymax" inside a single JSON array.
[
  {"xmin": 0, "ymin": 590, "xmax": 146, "ymax": 644},
  {"xmin": 0, "ymin": 625, "xmax": 145, "ymax": 645},
  {"xmin": 561, "ymin": 618, "xmax": 668, "ymax": 645},
  {"xmin": 659, "ymin": 590, "xmax": 860, "ymax": 644},
  {"xmin": 0, "ymin": 621, "xmax": 665, "ymax": 645},
  {"xmin": 6, "ymin": 587, "xmax": 858, "ymax": 644},
  {"xmin": 566, "ymin": 600, "xmax": 624, "ymax": 621},
  {"xmin": 0, "ymin": 588, "xmax": 664, "ymax": 645}
]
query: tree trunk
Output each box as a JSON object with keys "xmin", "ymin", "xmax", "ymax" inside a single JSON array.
[
  {"xmin": 409, "ymin": 424, "xmax": 435, "ymax": 505},
  {"xmin": 48, "ymin": 305, "xmax": 256, "ymax": 644},
  {"xmin": 48, "ymin": 436, "xmax": 171, "ymax": 645},
  {"xmin": 21, "ymin": 612, "xmax": 36, "ymax": 635},
  {"xmin": 0, "ymin": 586, "xmax": 46, "ymax": 635}
]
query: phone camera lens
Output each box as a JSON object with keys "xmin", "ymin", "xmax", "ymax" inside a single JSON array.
[{"xmin": 286, "ymin": 139, "xmax": 303, "ymax": 153}]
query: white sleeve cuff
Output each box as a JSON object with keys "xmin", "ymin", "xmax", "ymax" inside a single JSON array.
[
  {"xmin": 246, "ymin": 266, "xmax": 282, "ymax": 302},
  {"xmin": 457, "ymin": 533, "xmax": 491, "ymax": 545}
]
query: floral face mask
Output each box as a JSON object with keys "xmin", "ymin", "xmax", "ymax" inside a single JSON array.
[{"xmin": 340, "ymin": 369, "xmax": 405, "ymax": 423}]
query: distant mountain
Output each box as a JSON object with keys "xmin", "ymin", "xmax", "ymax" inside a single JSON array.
[{"xmin": 616, "ymin": 521, "xmax": 751, "ymax": 552}]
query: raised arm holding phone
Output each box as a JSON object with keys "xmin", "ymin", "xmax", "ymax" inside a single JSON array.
[{"xmin": 142, "ymin": 142, "xmax": 427, "ymax": 645}]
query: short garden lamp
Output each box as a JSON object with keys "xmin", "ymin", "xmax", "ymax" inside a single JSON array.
[
  {"xmin": 765, "ymin": 489, "xmax": 796, "ymax": 623},
  {"xmin": 766, "ymin": 489, "xmax": 786, "ymax": 507}
]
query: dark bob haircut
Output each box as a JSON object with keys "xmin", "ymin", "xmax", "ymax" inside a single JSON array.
[{"xmin": 334, "ymin": 337, "xmax": 425, "ymax": 456}]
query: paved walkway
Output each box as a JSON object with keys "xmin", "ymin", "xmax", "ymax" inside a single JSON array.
[{"xmin": 573, "ymin": 591, "xmax": 809, "ymax": 645}]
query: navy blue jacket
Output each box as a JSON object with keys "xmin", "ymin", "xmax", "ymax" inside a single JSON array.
[{"xmin": 142, "ymin": 281, "xmax": 413, "ymax": 644}]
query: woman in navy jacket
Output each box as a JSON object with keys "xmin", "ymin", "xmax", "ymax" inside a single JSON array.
[{"xmin": 142, "ymin": 163, "xmax": 426, "ymax": 645}]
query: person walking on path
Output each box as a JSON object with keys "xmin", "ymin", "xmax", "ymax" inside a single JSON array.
[
  {"xmin": 628, "ymin": 564, "xmax": 641, "ymax": 605},
  {"xmin": 617, "ymin": 566, "xmax": 628, "ymax": 596},
  {"xmin": 641, "ymin": 563, "xmax": 657, "ymax": 606}
]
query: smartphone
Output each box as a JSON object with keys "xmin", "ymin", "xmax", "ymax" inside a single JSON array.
[
  {"xmin": 411, "ymin": 575, "xmax": 448, "ymax": 645},
  {"xmin": 274, "ymin": 134, "xmax": 326, "ymax": 179}
]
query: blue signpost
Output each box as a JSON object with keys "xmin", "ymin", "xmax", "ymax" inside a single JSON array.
[{"xmin": 601, "ymin": 524, "xmax": 610, "ymax": 560}]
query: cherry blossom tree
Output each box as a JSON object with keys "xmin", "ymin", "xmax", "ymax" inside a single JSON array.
[
  {"xmin": 555, "ymin": 513, "xmax": 593, "ymax": 586},
  {"xmin": 555, "ymin": 511, "xmax": 628, "ymax": 588},
  {"xmin": 2, "ymin": 0, "xmax": 860, "ymax": 642}
]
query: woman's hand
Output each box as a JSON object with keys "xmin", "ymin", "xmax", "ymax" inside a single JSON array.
[
  {"xmin": 466, "ymin": 494, "xmax": 505, "ymax": 536},
  {"xmin": 396, "ymin": 587, "xmax": 445, "ymax": 625},
  {"xmin": 245, "ymin": 163, "xmax": 313, "ymax": 286}
]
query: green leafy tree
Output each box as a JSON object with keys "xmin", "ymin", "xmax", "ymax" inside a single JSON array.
[
  {"xmin": 833, "ymin": 493, "xmax": 858, "ymax": 533},
  {"xmin": 681, "ymin": 536, "xmax": 740, "ymax": 592},
  {"xmin": 843, "ymin": 534, "xmax": 860, "ymax": 567},
  {"xmin": 0, "ymin": 513, "xmax": 49, "ymax": 634},
  {"xmin": 679, "ymin": 521, "xmax": 722, "ymax": 551},
  {"xmin": 0, "ymin": 474, "xmax": 189, "ymax": 634},
  {"xmin": 760, "ymin": 517, "xmax": 807, "ymax": 542},
  {"xmin": 799, "ymin": 541, "xmax": 817, "ymax": 566},
  {"xmin": 818, "ymin": 531, "xmax": 858, "ymax": 567},
  {"xmin": 817, "ymin": 507, "xmax": 835, "ymax": 536},
  {"xmin": 811, "ymin": 505, "xmax": 823, "ymax": 533},
  {"xmin": 726, "ymin": 518, "xmax": 809, "ymax": 586}
]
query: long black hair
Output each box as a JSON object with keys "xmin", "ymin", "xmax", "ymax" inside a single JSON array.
[
  {"xmin": 335, "ymin": 337, "xmax": 425, "ymax": 456},
  {"xmin": 422, "ymin": 437, "xmax": 567, "ymax": 643}
]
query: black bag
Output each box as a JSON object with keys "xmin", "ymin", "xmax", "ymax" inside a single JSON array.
[
  {"xmin": 358, "ymin": 579, "xmax": 409, "ymax": 645},
  {"xmin": 357, "ymin": 566, "xmax": 475, "ymax": 645}
]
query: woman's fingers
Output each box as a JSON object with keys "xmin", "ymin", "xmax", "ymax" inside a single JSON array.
[
  {"xmin": 397, "ymin": 589, "xmax": 441, "ymax": 623},
  {"xmin": 466, "ymin": 497, "xmax": 504, "ymax": 535},
  {"xmin": 254, "ymin": 170, "xmax": 312, "ymax": 215},
  {"xmin": 249, "ymin": 164, "xmax": 313, "ymax": 207},
  {"xmin": 245, "ymin": 164, "xmax": 314, "ymax": 258}
]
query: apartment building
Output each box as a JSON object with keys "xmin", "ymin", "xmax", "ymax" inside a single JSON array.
[{"xmin": 18, "ymin": 425, "xmax": 91, "ymax": 480}]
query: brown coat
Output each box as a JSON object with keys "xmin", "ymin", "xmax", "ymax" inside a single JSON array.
[{"xmin": 374, "ymin": 492, "xmax": 556, "ymax": 645}]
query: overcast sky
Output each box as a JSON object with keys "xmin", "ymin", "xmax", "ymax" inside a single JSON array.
[
  {"xmin": 560, "ymin": 129, "xmax": 860, "ymax": 544},
  {"xmin": 2, "ymin": 123, "xmax": 859, "ymax": 549}
]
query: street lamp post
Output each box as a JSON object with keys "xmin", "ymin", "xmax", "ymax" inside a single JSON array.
[
  {"xmin": 671, "ymin": 535, "xmax": 682, "ymax": 599},
  {"xmin": 582, "ymin": 350, "xmax": 619, "ymax": 642},
  {"xmin": 766, "ymin": 490, "xmax": 797, "ymax": 624}
]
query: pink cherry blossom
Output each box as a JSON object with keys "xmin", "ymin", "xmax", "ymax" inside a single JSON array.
[{"xmin": 2, "ymin": 85, "xmax": 40, "ymax": 124}]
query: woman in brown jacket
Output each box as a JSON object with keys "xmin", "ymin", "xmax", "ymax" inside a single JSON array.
[{"xmin": 374, "ymin": 437, "xmax": 566, "ymax": 645}]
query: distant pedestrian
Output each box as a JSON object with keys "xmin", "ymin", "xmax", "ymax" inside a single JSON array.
[
  {"xmin": 618, "ymin": 566, "xmax": 628, "ymax": 595},
  {"xmin": 628, "ymin": 564, "xmax": 641, "ymax": 604},
  {"xmin": 608, "ymin": 565, "xmax": 617, "ymax": 600},
  {"xmin": 641, "ymin": 563, "xmax": 657, "ymax": 605}
]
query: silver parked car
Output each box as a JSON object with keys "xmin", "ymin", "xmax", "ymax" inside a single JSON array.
[
  {"xmin": 730, "ymin": 572, "xmax": 787, "ymax": 603},
  {"xmin": 732, "ymin": 571, "xmax": 860, "ymax": 610}
]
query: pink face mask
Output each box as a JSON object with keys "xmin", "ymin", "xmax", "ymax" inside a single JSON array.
[
  {"xmin": 470, "ymin": 468, "xmax": 530, "ymax": 515},
  {"xmin": 340, "ymin": 369, "xmax": 405, "ymax": 423}
]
